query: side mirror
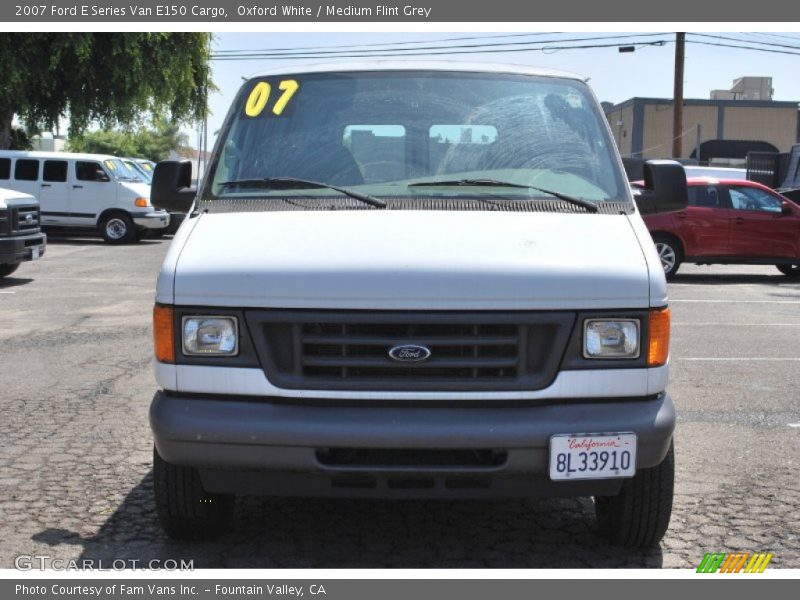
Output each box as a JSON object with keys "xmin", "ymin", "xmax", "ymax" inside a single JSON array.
[
  {"xmin": 781, "ymin": 200, "xmax": 793, "ymax": 216},
  {"xmin": 151, "ymin": 161, "xmax": 196, "ymax": 213},
  {"xmin": 634, "ymin": 160, "xmax": 688, "ymax": 216}
]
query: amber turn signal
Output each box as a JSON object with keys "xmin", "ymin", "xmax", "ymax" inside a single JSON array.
[
  {"xmin": 647, "ymin": 307, "xmax": 670, "ymax": 367},
  {"xmin": 153, "ymin": 304, "xmax": 175, "ymax": 364},
  {"xmin": 134, "ymin": 197, "xmax": 150, "ymax": 208}
]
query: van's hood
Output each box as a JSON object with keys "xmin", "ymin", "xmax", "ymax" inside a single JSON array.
[
  {"xmin": 121, "ymin": 181, "xmax": 151, "ymax": 197},
  {"xmin": 169, "ymin": 210, "xmax": 652, "ymax": 310}
]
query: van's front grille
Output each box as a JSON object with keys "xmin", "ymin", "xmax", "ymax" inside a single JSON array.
[
  {"xmin": 1, "ymin": 205, "xmax": 40, "ymax": 236},
  {"xmin": 13, "ymin": 205, "xmax": 40, "ymax": 233},
  {"xmin": 301, "ymin": 321, "xmax": 520, "ymax": 379},
  {"xmin": 245, "ymin": 310, "xmax": 575, "ymax": 392}
]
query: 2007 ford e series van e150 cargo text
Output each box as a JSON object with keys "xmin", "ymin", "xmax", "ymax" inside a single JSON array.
[{"xmin": 148, "ymin": 62, "xmax": 688, "ymax": 547}]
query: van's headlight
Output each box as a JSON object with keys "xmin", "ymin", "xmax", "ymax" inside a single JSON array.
[
  {"xmin": 583, "ymin": 319, "xmax": 640, "ymax": 359},
  {"xmin": 182, "ymin": 316, "xmax": 238, "ymax": 355}
]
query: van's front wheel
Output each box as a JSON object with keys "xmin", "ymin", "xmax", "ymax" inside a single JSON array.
[
  {"xmin": 153, "ymin": 446, "xmax": 234, "ymax": 540},
  {"xmin": 594, "ymin": 442, "xmax": 674, "ymax": 547},
  {"xmin": 99, "ymin": 212, "xmax": 136, "ymax": 244}
]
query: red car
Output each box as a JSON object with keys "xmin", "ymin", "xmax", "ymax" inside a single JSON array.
[{"xmin": 640, "ymin": 177, "xmax": 800, "ymax": 279}]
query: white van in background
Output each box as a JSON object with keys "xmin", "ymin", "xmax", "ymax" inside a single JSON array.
[{"xmin": 0, "ymin": 151, "xmax": 169, "ymax": 243}]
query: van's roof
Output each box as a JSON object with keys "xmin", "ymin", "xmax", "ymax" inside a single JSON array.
[
  {"xmin": 0, "ymin": 150, "xmax": 120, "ymax": 161},
  {"xmin": 248, "ymin": 60, "xmax": 585, "ymax": 82}
]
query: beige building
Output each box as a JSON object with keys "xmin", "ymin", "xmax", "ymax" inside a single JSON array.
[{"xmin": 605, "ymin": 97, "xmax": 800, "ymax": 164}]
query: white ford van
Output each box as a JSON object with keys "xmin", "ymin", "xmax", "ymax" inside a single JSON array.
[
  {"xmin": 0, "ymin": 151, "xmax": 169, "ymax": 243},
  {"xmin": 149, "ymin": 62, "xmax": 687, "ymax": 547}
]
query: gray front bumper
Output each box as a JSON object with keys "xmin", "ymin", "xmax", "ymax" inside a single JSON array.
[
  {"xmin": 150, "ymin": 391, "xmax": 675, "ymax": 498},
  {"xmin": 0, "ymin": 232, "xmax": 46, "ymax": 264},
  {"xmin": 132, "ymin": 211, "xmax": 169, "ymax": 229}
]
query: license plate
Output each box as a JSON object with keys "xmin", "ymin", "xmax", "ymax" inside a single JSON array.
[
  {"xmin": 31, "ymin": 247, "xmax": 39, "ymax": 260},
  {"xmin": 549, "ymin": 433, "xmax": 637, "ymax": 480}
]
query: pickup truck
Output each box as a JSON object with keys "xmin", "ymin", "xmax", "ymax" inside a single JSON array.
[
  {"xmin": 148, "ymin": 61, "xmax": 687, "ymax": 547},
  {"xmin": 0, "ymin": 187, "xmax": 46, "ymax": 278}
]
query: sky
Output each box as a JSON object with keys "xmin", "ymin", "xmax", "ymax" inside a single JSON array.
[{"xmin": 191, "ymin": 31, "xmax": 800, "ymax": 150}]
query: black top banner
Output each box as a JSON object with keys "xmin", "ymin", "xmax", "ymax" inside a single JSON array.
[{"xmin": 4, "ymin": 0, "xmax": 800, "ymax": 22}]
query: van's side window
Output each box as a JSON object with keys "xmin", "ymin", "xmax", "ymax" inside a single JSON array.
[
  {"xmin": 0, "ymin": 158, "xmax": 10, "ymax": 180},
  {"xmin": 76, "ymin": 161, "xmax": 110, "ymax": 182},
  {"xmin": 43, "ymin": 160, "xmax": 68, "ymax": 183},
  {"xmin": 14, "ymin": 159, "xmax": 40, "ymax": 181}
]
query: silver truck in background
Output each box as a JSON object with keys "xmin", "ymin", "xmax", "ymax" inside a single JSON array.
[{"xmin": 0, "ymin": 187, "xmax": 45, "ymax": 278}]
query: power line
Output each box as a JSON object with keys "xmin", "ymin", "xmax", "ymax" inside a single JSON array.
[
  {"xmin": 685, "ymin": 37, "xmax": 800, "ymax": 57},
  {"xmin": 690, "ymin": 32, "xmax": 800, "ymax": 52},
  {"xmin": 211, "ymin": 33, "xmax": 669, "ymax": 59},
  {"xmin": 206, "ymin": 33, "xmax": 800, "ymax": 61},
  {"xmin": 745, "ymin": 32, "xmax": 800, "ymax": 44},
  {"xmin": 211, "ymin": 34, "xmax": 670, "ymax": 61},
  {"xmin": 213, "ymin": 31, "xmax": 800, "ymax": 58},
  {"xmin": 210, "ymin": 32, "xmax": 800, "ymax": 63},
  {"xmin": 213, "ymin": 32, "xmax": 567, "ymax": 54}
]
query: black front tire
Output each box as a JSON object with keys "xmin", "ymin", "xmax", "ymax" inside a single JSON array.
[
  {"xmin": 652, "ymin": 235, "xmax": 682, "ymax": 280},
  {"xmin": 0, "ymin": 263, "xmax": 20, "ymax": 278},
  {"xmin": 153, "ymin": 446, "xmax": 234, "ymax": 540},
  {"xmin": 594, "ymin": 442, "xmax": 674, "ymax": 547},
  {"xmin": 776, "ymin": 264, "xmax": 800, "ymax": 277},
  {"xmin": 99, "ymin": 212, "xmax": 136, "ymax": 244}
]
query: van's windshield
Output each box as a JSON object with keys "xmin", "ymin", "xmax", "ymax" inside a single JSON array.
[
  {"xmin": 105, "ymin": 158, "xmax": 145, "ymax": 183},
  {"xmin": 206, "ymin": 70, "xmax": 628, "ymax": 207},
  {"xmin": 122, "ymin": 159, "xmax": 153, "ymax": 183}
]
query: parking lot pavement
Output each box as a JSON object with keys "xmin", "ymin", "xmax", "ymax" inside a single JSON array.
[{"xmin": 1, "ymin": 238, "xmax": 798, "ymax": 569}]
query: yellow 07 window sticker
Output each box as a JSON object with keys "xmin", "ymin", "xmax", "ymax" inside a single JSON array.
[
  {"xmin": 244, "ymin": 79, "xmax": 300, "ymax": 118},
  {"xmin": 244, "ymin": 82, "xmax": 271, "ymax": 117}
]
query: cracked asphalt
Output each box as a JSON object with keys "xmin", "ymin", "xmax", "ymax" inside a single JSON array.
[{"xmin": 0, "ymin": 235, "xmax": 798, "ymax": 569}]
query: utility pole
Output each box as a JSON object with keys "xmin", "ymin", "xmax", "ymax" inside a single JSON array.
[{"xmin": 672, "ymin": 32, "xmax": 686, "ymax": 158}]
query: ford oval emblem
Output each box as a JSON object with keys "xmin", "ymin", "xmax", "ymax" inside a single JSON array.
[
  {"xmin": 24, "ymin": 214, "xmax": 34, "ymax": 223},
  {"xmin": 388, "ymin": 344, "xmax": 432, "ymax": 362}
]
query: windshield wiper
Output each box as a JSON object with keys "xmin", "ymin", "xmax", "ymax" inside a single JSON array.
[
  {"xmin": 218, "ymin": 177, "xmax": 386, "ymax": 209},
  {"xmin": 408, "ymin": 178, "xmax": 598, "ymax": 213}
]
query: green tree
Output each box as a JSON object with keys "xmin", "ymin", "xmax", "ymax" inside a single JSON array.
[
  {"xmin": 9, "ymin": 127, "xmax": 33, "ymax": 150},
  {"xmin": 0, "ymin": 33, "xmax": 211, "ymax": 149},
  {"xmin": 68, "ymin": 120, "xmax": 188, "ymax": 162},
  {"xmin": 134, "ymin": 120, "xmax": 189, "ymax": 162},
  {"xmin": 68, "ymin": 129, "xmax": 137, "ymax": 157}
]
